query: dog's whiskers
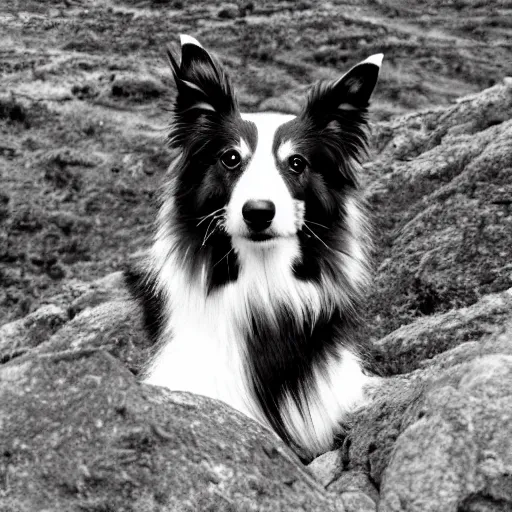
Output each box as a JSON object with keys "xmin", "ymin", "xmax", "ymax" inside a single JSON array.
[
  {"xmin": 201, "ymin": 217, "xmax": 220, "ymax": 247},
  {"xmin": 304, "ymin": 219, "xmax": 329, "ymax": 230},
  {"xmin": 196, "ymin": 208, "xmax": 225, "ymax": 227},
  {"xmin": 303, "ymin": 224, "xmax": 334, "ymax": 251},
  {"xmin": 200, "ymin": 213, "xmax": 223, "ymax": 229},
  {"xmin": 213, "ymin": 247, "xmax": 234, "ymax": 268}
]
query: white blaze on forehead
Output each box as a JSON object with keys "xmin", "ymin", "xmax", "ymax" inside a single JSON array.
[
  {"xmin": 237, "ymin": 138, "xmax": 251, "ymax": 159},
  {"xmin": 225, "ymin": 112, "xmax": 297, "ymax": 240},
  {"xmin": 277, "ymin": 139, "xmax": 295, "ymax": 162}
]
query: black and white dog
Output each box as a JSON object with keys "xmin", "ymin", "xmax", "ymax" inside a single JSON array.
[{"xmin": 127, "ymin": 35, "xmax": 382, "ymax": 457}]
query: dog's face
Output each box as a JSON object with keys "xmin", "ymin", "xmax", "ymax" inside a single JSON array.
[
  {"xmin": 165, "ymin": 35, "xmax": 381, "ymax": 287},
  {"xmin": 224, "ymin": 112, "xmax": 302, "ymax": 244}
]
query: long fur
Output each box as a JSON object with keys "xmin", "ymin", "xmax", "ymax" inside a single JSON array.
[{"xmin": 126, "ymin": 36, "xmax": 383, "ymax": 457}]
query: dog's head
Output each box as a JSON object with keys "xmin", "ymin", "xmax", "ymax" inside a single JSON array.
[{"xmin": 164, "ymin": 35, "xmax": 381, "ymax": 287}]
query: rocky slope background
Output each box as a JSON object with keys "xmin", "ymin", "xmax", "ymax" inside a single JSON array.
[{"xmin": 1, "ymin": 1, "xmax": 511, "ymax": 511}]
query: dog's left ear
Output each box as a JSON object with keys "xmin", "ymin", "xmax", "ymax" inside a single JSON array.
[
  {"xmin": 167, "ymin": 35, "xmax": 238, "ymax": 148},
  {"xmin": 304, "ymin": 54, "xmax": 383, "ymax": 125}
]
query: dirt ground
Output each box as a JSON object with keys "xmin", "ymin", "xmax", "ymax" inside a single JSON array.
[{"xmin": 1, "ymin": 0, "xmax": 511, "ymax": 323}]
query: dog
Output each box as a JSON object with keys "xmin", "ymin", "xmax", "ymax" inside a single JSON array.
[{"xmin": 126, "ymin": 34, "xmax": 383, "ymax": 458}]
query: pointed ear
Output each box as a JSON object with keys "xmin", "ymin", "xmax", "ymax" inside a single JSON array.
[
  {"xmin": 335, "ymin": 53, "xmax": 383, "ymax": 110},
  {"xmin": 167, "ymin": 34, "xmax": 237, "ymax": 134},
  {"xmin": 304, "ymin": 54, "xmax": 383, "ymax": 124},
  {"xmin": 300, "ymin": 54, "xmax": 383, "ymax": 167}
]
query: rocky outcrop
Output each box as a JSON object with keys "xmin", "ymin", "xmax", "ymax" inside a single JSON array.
[
  {"xmin": 1, "ymin": 350, "xmax": 339, "ymax": 511},
  {"xmin": 1, "ymin": 81, "xmax": 511, "ymax": 511},
  {"xmin": 337, "ymin": 309, "xmax": 512, "ymax": 512},
  {"xmin": 366, "ymin": 79, "xmax": 512, "ymax": 352}
]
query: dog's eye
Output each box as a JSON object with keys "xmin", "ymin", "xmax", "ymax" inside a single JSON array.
[
  {"xmin": 289, "ymin": 155, "xmax": 307, "ymax": 174},
  {"xmin": 220, "ymin": 149, "xmax": 242, "ymax": 170}
]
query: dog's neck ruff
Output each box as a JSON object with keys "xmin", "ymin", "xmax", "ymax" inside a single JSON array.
[{"xmin": 145, "ymin": 230, "xmax": 370, "ymax": 456}]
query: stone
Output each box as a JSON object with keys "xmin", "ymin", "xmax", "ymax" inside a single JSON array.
[
  {"xmin": 336, "ymin": 491, "xmax": 376, "ymax": 512},
  {"xmin": 34, "ymin": 299, "xmax": 151, "ymax": 375},
  {"xmin": 0, "ymin": 304, "xmax": 68, "ymax": 364},
  {"xmin": 0, "ymin": 350, "xmax": 337, "ymax": 511},
  {"xmin": 218, "ymin": 3, "xmax": 239, "ymax": 19},
  {"xmin": 68, "ymin": 271, "xmax": 131, "ymax": 316},
  {"xmin": 378, "ymin": 355, "xmax": 512, "ymax": 512},
  {"xmin": 307, "ymin": 450, "xmax": 340, "ymax": 488},
  {"xmin": 365, "ymin": 79, "xmax": 512, "ymax": 344},
  {"xmin": 337, "ymin": 319, "xmax": 512, "ymax": 512},
  {"xmin": 372, "ymin": 288, "xmax": 512, "ymax": 374},
  {"xmin": 328, "ymin": 470, "xmax": 379, "ymax": 504}
]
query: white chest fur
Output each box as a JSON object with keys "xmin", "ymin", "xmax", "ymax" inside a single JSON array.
[
  {"xmin": 144, "ymin": 260, "xmax": 256, "ymax": 419},
  {"xmin": 144, "ymin": 236, "xmax": 372, "ymax": 455},
  {"xmin": 144, "ymin": 238, "xmax": 311, "ymax": 415}
]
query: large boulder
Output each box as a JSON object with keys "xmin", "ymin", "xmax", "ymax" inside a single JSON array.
[
  {"xmin": 365, "ymin": 79, "xmax": 512, "ymax": 348},
  {"xmin": 379, "ymin": 353, "xmax": 512, "ymax": 512},
  {"xmin": 336, "ymin": 311, "xmax": 512, "ymax": 512},
  {"xmin": 0, "ymin": 350, "xmax": 337, "ymax": 511}
]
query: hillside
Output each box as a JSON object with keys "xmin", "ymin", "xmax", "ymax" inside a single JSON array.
[{"xmin": 1, "ymin": 0, "xmax": 511, "ymax": 323}]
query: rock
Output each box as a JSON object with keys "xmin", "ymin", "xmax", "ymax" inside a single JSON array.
[
  {"xmin": 328, "ymin": 471, "xmax": 379, "ymax": 504},
  {"xmin": 67, "ymin": 271, "xmax": 131, "ymax": 316},
  {"xmin": 336, "ymin": 491, "xmax": 376, "ymax": 512},
  {"xmin": 48, "ymin": 271, "xmax": 130, "ymax": 316},
  {"xmin": 0, "ymin": 272, "xmax": 135, "ymax": 365},
  {"xmin": 307, "ymin": 450, "xmax": 340, "ymax": 488},
  {"xmin": 217, "ymin": 3, "xmax": 239, "ymax": 19},
  {"xmin": 34, "ymin": 299, "xmax": 151, "ymax": 374},
  {"xmin": 379, "ymin": 354, "xmax": 512, "ymax": 512},
  {"xmin": 371, "ymin": 78, "xmax": 512, "ymax": 162},
  {"xmin": 337, "ymin": 318, "xmax": 512, "ymax": 512},
  {"xmin": 366, "ymin": 79, "xmax": 512, "ymax": 342},
  {"xmin": 0, "ymin": 304, "xmax": 68, "ymax": 363},
  {"xmin": 372, "ymin": 288, "xmax": 512, "ymax": 374},
  {"xmin": 0, "ymin": 350, "xmax": 337, "ymax": 511}
]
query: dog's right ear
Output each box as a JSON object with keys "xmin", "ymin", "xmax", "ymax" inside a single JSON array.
[{"xmin": 167, "ymin": 35, "xmax": 237, "ymax": 146}]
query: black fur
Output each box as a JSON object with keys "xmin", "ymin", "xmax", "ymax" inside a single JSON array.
[
  {"xmin": 124, "ymin": 264, "xmax": 165, "ymax": 342},
  {"xmin": 269, "ymin": 74, "xmax": 373, "ymax": 286},
  {"xmin": 245, "ymin": 303, "xmax": 360, "ymax": 445},
  {"xmin": 165, "ymin": 42, "xmax": 259, "ymax": 293}
]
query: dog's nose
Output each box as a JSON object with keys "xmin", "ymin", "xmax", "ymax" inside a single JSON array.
[{"xmin": 242, "ymin": 200, "xmax": 276, "ymax": 231}]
